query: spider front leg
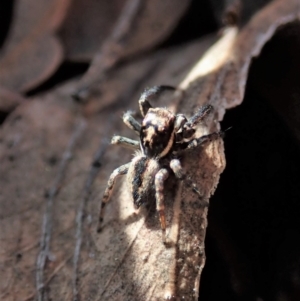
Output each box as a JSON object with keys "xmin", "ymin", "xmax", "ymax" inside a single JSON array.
[
  {"xmin": 185, "ymin": 131, "xmax": 223, "ymax": 151},
  {"xmin": 170, "ymin": 159, "xmax": 208, "ymax": 206},
  {"xmin": 176, "ymin": 104, "xmax": 213, "ymax": 142},
  {"xmin": 185, "ymin": 104, "xmax": 213, "ymax": 129},
  {"xmin": 111, "ymin": 135, "xmax": 139, "ymax": 150},
  {"xmin": 155, "ymin": 168, "xmax": 170, "ymax": 243},
  {"xmin": 97, "ymin": 163, "xmax": 130, "ymax": 232},
  {"xmin": 123, "ymin": 111, "xmax": 141, "ymax": 135},
  {"xmin": 139, "ymin": 85, "xmax": 176, "ymax": 117}
]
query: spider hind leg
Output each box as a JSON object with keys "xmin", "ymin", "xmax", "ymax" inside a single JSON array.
[
  {"xmin": 170, "ymin": 159, "xmax": 209, "ymax": 206},
  {"xmin": 155, "ymin": 168, "xmax": 170, "ymax": 243}
]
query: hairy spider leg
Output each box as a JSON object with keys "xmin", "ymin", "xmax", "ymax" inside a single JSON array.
[
  {"xmin": 185, "ymin": 131, "xmax": 223, "ymax": 151},
  {"xmin": 138, "ymin": 85, "xmax": 176, "ymax": 117},
  {"xmin": 155, "ymin": 168, "xmax": 170, "ymax": 243},
  {"xmin": 170, "ymin": 159, "xmax": 208, "ymax": 206},
  {"xmin": 185, "ymin": 104, "xmax": 213, "ymax": 129},
  {"xmin": 178, "ymin": 104, "xmax": 214, "ymax": 140},
  {"xmin": 97, "ymin": 163, "xmax": 130, "ymax": 232},
  {"xmin": 123, "ymin": 111, "xmax": 141, "ymax": 135},
  {"xmin": 111, "ymin": 135, "xmax": 139, "ymax": 150}
]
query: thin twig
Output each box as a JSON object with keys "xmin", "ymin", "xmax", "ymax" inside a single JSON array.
[
  {"xmin": 72, "ymin": 141, "xmax": 108, "ymax": 301},
  {"xmin": 74, "ymin": 0, "xmax": 145, "ymax": 100},
  {"xmin": 24, "ymin": 255, "xmax": 73, "ymax": 301},
  {"xmin": 35, "ymin": 120, "xmax": 86, "ymax": 301}
]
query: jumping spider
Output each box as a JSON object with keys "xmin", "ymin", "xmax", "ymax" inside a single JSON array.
[{"xmin": 97, "ymin": 86, "xmax": 223, "ymax": 242}]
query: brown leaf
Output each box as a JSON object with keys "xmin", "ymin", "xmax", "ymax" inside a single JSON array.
[
  {"xmin": 0, "ymin": 34, "xmax": 220, "ymax": 301},
  {"xmin": 1, "ymin": 0, "xmax": 300, "ymax": 300},
  {"xmin": 0, "ymin": 87, "xmax": 25, "ymax": 112},
  {"xmin": 58, "ymin": 0, "xmax": 126, "ymax": 61},
  {"xmin": 73, "ymin": 0, "xmax": 191, "ymax": 98},
  {"xmin": 221, "ymin": 0, "xmax": 300, "ymax": 109},
  {"xmin": 0, "ymin": 0, "xmax": 71, "ymax": 93}
]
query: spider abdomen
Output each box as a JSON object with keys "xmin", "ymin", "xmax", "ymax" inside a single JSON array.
[{"xmin": 127, "ymin": 155, "xmax": 160, "ymax": 209}]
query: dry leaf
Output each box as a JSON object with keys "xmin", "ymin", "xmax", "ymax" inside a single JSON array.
[
  {"xmin": 73, "ymin": 0, "xmax": 191, "ymax": 98},
  {"xmin": 221, "ymin": 0, "xmax": 300, "ymax": 109},
  {"xmin": 1, "ymin": 0, "xmax": 300, "ymax": 300},
  {"xmin": 59, "ymin": 0, "xmax": 126, "ymax": 61},
  {"xmin": 0, "ymin": 0, "xmax": 71, "ymax": 93},
  {"xmin": 0, "ymin": 33, "xmax": 219, "ymax": 301},
  {"xmin": 0, "ymin": 87, "xmax": 25, "ymax": 112}
]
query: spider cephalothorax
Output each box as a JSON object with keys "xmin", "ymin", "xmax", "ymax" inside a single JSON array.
[
  {"xmin": 140, "ymin": 107, "xmax": 175, "ymax": 158},
  {"xmin": 97, "ymin": 86, "xmax": 222, "ymax": 242}
]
